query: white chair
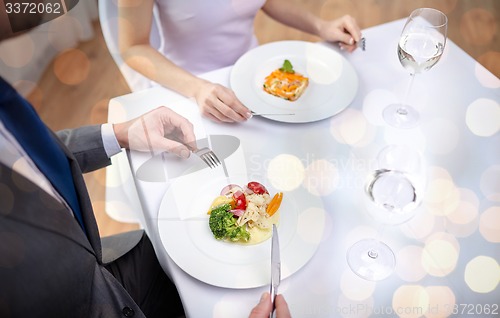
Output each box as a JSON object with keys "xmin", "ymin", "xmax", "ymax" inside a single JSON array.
[
  {"xmin": 98, "ymin": 0, "xmax": 162, "ymax": 224},
  {"xmin": 98, "ymin": 0, "xmax": 162, "ymax": 92}
]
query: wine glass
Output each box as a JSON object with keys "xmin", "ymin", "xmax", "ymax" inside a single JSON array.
[
  {"xmin": 347, "ymin": 145, "xmax": 425, "ymax": 281},
  {"xmin": 384, "ymin": 8, "xmax": 448, "ymax": 129}
]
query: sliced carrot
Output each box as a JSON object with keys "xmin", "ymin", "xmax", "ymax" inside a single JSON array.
[{"xmin": 266, "ymin": 192, "xmax": 283, "ymax": 216}]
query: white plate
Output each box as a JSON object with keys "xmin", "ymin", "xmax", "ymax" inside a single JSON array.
[
  {"xmin": 157, "ymin": 173, "xmax": 326, "ymax": 289},
  {"xmin": 230, "ymin": 40, "xmax": 359, "ymax": 123}
]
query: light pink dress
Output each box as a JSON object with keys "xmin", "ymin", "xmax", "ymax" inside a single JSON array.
[{"xmin": 154, "ymin": 0, "xmax": 266, "ymax": 74}]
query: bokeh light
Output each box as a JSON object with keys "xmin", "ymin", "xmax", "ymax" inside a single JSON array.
[
  {"xmin": 447, "ymin": 188, "xmax": 479, "ymax": 224},
  {"xmin": 465, "ymin": 98, "xmax": 500, "ymax": 137},
  {"xmin": 0, "ymin": 35, "xmax": 35, "ymax": 68},
  {"xmin": 395, "ymin": 245, "xmax": 427, "ymax": 282},
  {"xmin": 464, "ymin": 256, "xmax": 500, "ymax": 293},
  {"xmin": 267, "ymin": 154, "xmax": 305, "ymax": 191},
  {"xmin": 329, "ymin": 109, "xmax": 376, "ymax": 147},
  {"xmin": 424, "ymin": 175, "xmax": 459, "ymax": 217},
  {"xmin": 48, "ymin": 16, "xmax": 84, "ymax": 50},
  {"xmin": 90, "ymin": 99, "xmax": 111, "ymax": 124},
  {"xmin": 53, "ymin": 48, "xmax": 90, "ymax": 85},
  {"xmin": 400, "ymin": 208, "xmax": 436, "ymax": 240},
  {"xmin": 392, "ymin": 285, "xmax": 429, "ymax": 318},
  {"xmin": 421, "ymin": 232, "xmax": 459, "ymax": 277},
  {"xmin": 303, "ymin": 159, "xmax": 339, "ymax": 196},
  {"xmin": 443, "ymin": 188, "xmax": 479, "ymax": 237},
  {"xmin": 479, "ymin": 206, "xmax": 500, "ymax": 243},
  {"xmin": 424, "ymin": 286, "xmax": 456, "ymax": 318},
  {"xmin": 107, "ymin": 99, "xmax": 129, "ymax": 124}
]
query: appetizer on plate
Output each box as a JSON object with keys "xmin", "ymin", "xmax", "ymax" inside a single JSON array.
[
  {"xmin": 263, "ymin": 59, "xmax": 309, "ymax": 101},
  {"xmin": 208, "ymin": 181, "xmax": 283, "ymax": 244}
]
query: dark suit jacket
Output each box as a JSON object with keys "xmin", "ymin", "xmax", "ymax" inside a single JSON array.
[{"xmin": 0, "ymin": 126, "xmax": 146, "ymax": 318}]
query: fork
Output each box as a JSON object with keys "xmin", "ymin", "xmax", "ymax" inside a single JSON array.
[
  {"xmin": 194, "ymin": 147, "xmax": 221, "ymax": 169},
  {"xmin": 358, "ymin": 37, "xmax": 366, "ymax": 51},
  {"xmin": 251, "ymin": 111, "xmax": 295, "ymax": 116}
]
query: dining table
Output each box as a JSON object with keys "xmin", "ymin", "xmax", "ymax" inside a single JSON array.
[{"xmin": 106, "ymin": 18, "xmax": 500, "ymax": 318}]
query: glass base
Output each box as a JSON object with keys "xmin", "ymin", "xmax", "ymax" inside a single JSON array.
[
  {"xmin": 383, "ymin": 104, "xmax": 419, "ymax": 129},
  {"xmin": 346, "ymin": 238, "xmax": 396, "ymax": 281}
]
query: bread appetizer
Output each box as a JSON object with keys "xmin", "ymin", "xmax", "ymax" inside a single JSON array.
[{"xmin": 263, "ymin": 59, "xmax": 309, "ymax": 101}]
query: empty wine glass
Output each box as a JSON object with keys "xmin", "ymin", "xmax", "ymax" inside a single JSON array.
[
  {"xmin": 347, "ymin": 145, "xmax": 425, "ymax": 281},
  {"xmin": 384, "ymin": 8, "xmax": 448, "ymax": 129}
]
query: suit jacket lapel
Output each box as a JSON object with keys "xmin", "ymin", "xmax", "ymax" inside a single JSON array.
[
  {"xmin": 52, "ymin": 132, "xmax": 103, "ymax": 261},
  {"xmin": 0, "ymin": 162, "xmax": 95, "ymax": 255}
]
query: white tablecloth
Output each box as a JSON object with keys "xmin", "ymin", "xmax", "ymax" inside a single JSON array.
[{"xmin": 108, "ymin": 19, "xmax": 500, "ymax": 318}]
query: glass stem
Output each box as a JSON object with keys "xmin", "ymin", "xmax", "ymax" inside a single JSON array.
[
  {"xmin": 397, "ymin": 73, "xmax": 417, "ymax": 116},
  {"xmin": 367, "ymin": 223, "xmax": 387, "ymax": 259}
]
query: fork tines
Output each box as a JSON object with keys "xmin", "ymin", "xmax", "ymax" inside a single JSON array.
[
  {"xmin": 195, "ymin": 147, "xmax": 221, "ymax": 169},
  {"xmin": 359, "ymin": 37, "xmax": 366, "ymax": 51}
]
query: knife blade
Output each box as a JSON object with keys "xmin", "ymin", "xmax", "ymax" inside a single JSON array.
[{"xmin": 270, "ymin": 224, "xmax": 281, "ymax": 318}]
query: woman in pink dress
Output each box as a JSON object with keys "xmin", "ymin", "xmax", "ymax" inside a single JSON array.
[{"xmin": 118, "ymin": 0, "xmax": 362, "ymax": 123}]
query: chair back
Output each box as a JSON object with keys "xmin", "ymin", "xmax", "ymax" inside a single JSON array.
[{"xmin": 98, "ymin": 0, "xmax": 162, "ymax": 91}]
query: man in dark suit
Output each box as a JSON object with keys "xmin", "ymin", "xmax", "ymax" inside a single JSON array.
[
  {"xmin": 0, "ymin": 78, "xmax": 192, "ymax": 317},
  {"xmin": 0, "ymin": 5, "xmax": 194, "ymax": 317},
  {"xmin": 0, "ymin": 4, "xmax": 290, "ymax": 317}
]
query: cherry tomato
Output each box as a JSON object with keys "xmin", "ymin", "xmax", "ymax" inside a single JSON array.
[
  {"xmin": 247, "ymin": 181, "xmax": 268, "ymax": 194},
  {"xmin": 232, "ymin": 190, "xmax": 247, "ymax": 210}
]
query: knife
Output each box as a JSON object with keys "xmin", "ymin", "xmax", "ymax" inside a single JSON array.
[{"xmin": 270, "ymin": 224, "xmax": 281, "ymax": 318}]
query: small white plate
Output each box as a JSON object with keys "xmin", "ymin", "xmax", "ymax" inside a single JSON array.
[
  {"xmin": 230, "ymin": 40, "xmax": 359, "ymax": 123},
  {"xmin": 157, "ymin": 173, "xmax": 326, "ymax": 289}
]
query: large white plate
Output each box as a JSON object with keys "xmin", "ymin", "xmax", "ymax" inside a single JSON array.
[
  {"xmin": 157, "ymin": 173, "xmax": 326, "ymax": 289},
  {"xmin": 230, "ymin": 40, "xmax": 359, "ymax": 123}
]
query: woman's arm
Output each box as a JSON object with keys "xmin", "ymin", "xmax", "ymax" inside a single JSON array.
[
  {"xmin": 117, "ymin": 0, "xmax": 251, "ymax": 123},
  {"xmin": 261, "ymin": 0, "xmax": 362, "ymax": 52}
]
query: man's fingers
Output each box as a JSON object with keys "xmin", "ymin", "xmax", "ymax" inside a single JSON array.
[
  {"xmin": 158, "ymin": 107, "xmax": 197, "ymax": 149},
  {"xmin": 151, "ymin": 136, "xmax": 191, "ymax": 158}
]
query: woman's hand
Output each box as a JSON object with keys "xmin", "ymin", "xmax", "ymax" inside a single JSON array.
[
  {"xmin": 195, "ymin": 81, "xmax": 252, "ymax": 123},
  {"xmin": 318, "ymin": 14, "xmax": 362, "ymax": 52}
]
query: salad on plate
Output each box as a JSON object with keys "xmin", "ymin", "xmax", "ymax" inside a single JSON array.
[{"xmin": 208, "ymin": 181, "xmax": 283, "ymax": 245}]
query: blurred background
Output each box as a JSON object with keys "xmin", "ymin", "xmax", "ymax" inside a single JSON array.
[{"xmin": 0, "ymin": 0, "xmax": 498, "ymax": 236}]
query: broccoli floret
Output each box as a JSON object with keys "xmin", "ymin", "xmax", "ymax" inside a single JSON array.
[
  {"xmin": 208, "ymin": 204, "xmax": 250, "ymax": 242},
  {"xmin": 227, "ymin": 226, "xmax": 250, "ymax": 242}
]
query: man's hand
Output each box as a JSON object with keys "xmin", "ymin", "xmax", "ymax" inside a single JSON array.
[
  {"xmin": 113, "ymin": 106, "xmax": 196, "ymax": 158},
  {"xmin": 249, "ymin": 293, "xmax": 291, "ymax": 318}
]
